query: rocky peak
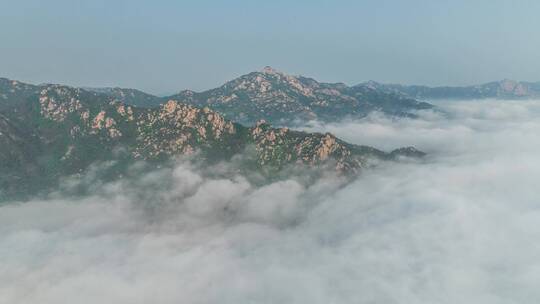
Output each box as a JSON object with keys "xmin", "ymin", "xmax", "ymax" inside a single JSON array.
[
  {"xmin": 255, "ymin": 119, "xmax": 268, "ymax": 127},
  {"xmin": 38, "ymin": 86, "xmax": 85, "ymax": 122},
  {"xmin": 180, "ymin": 89, "xmax": 195, "ymax": 97},
  {"xmin": 498, "ymin": 79, "xmax": 528, "ymax": 96},
  {"xmin": 216, "ymin": 67, "xmax": 315, "ymax": 101},
  {"xmin": 362, "ymin": 80, "xmax": 383, "ymax": 90},
  {"xmin": 262, "ymin": 66, "xmax": 280, "ymax": 75},
  {"xmin": 390, "ymin": 146, "xmax": 426, "ymax": 159},
  {"xmin": 251, "ymin": 119, "xmax": 271, "ymax": 137},
  {"xmin": 315, "ymin": 133, "xmax": 339, "ymax": 161},
  {"xmin": 499, "ymin": 79, "xmax": 518, "ymax": 90},
  {"xmin": 250, "ymin": 67, "xmax": 317, "ymax": 97}
]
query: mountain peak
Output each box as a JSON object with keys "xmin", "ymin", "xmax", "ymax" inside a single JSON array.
[{"xmin": 262, "ymin": 66, "xmax": 280, "ymax": 75}]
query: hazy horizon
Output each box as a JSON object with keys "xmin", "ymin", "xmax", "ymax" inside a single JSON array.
[
  {"xmin": 3, "ymin": 66, "xmax": 539, "ymax": 98},
  {"xmin": 2, "ymin": 0, "xmax": 539, "ymax": 94}
]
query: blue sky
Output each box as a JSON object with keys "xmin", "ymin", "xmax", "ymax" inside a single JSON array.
[{"xmin": 1, "ymin": 0, "xmax": 539, "ymax": 94}]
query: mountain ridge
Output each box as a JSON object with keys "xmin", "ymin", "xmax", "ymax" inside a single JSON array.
[
  {"xmin": 166, "ymin": 67, "xmax": 433, "ymax": 125},
  {"xmin": 0, "ymin": 77, "xmax": 422, "ymax": 199},
  {"xmin": 362, "ymin": 79, "xmax": 540, "ymax": 100},
  {"xmin": 69, "ymin": 67, "xmax": 431, "ymax": 125},
  {"xmin": 5, "ymin": 68, "xmax": 435, "ymax": 127}
]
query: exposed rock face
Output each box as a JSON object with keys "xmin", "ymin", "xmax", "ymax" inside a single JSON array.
[
  {"xmin": 249, "ymin": 120, "xmax": 368, "ymax": 171},
  {"xmin": 133, "ymin": 100, "xmax": 237, "ymax": 158},
  {"xmin": 316, "ymin": 134, "xmax": 338, "ymax": 161},
  {"xmin": 39, "ymin": 86, "xmax": 84, "ymax": 122}
]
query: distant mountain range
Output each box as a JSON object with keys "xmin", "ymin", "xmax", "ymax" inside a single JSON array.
[
  {"xmin": 0, "ymin": 77, "xmax": 423, "ymax": 199},
  {"xmin": 362, "ymin": 79, "xmax": 540, "ymax": 100},
  {"xmin": 82, "ymin": 67, "xmax": 433, "ymax": 125}
]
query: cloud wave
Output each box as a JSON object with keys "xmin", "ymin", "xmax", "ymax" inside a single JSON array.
[{"xmin": 2, "ymin": 99, "xmax": 540, "ymax": 303}]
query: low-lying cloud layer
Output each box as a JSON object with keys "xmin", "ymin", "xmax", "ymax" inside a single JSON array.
[{"xmin": 2, "ymin": 100, "xmax": 540, "ymax": 303}]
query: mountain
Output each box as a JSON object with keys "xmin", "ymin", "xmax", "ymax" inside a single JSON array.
[
  {"xmin": 0, "ymin": 78, "xmax": 40, "ymax": 110},
  {"xmin": 0, "ymin": 78, "xmax": 422, "ymax": 199},
  {"xmin": 363, "ymin": 79, "xmax": 540, "ymax": 100},
  {"xmin": 75, "ymin": 68, "xmax": 433, "ymax": 126},
  {"xmin": 84, "ymin": 87, "xmax": 162, "ymax": 107},
  {"xmin": 167, "ymin": 67, "xmax": 433, "ymax": 125}
]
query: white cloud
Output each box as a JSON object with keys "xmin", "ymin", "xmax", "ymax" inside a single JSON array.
[{"xmin": 1, "ymin": 99, "xmax": 540, "ymax": 303}]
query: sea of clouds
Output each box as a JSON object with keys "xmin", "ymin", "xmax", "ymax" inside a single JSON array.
[{"xmin": 1, "ymin": 99, "xmax": 540, "ymax": 303}]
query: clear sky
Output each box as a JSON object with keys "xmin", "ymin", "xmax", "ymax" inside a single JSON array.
[{"xmin": 1, "ymin": 0, "xmax": 539, "ymax": 95}]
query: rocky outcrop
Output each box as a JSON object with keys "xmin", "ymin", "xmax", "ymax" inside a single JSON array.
[
  {"xmin": 249, "ymin": 120, "xmax": 364, "ymax": 171},
  {"xmin": 133, "ymin": 100, "xmax": 237, "ymax": 158}
]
